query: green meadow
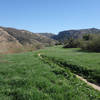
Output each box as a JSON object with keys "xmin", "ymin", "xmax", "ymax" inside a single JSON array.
[
  {"xmin": 0, "ymin": 46, "xmax": 100, "ymax": 100},
  {"xmin": 39, "ymin": 46, "xmax": 100, "ymax": 85}
]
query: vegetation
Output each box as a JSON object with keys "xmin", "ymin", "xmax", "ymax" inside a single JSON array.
[
  {"xmin": 1, "ymin": 27, "xmax": 100, "ymax": 99},
  {"xmin": 0, "ymin": 47, "xmax": 100, "ymax": 100},
  {"xmin": 63, "ymin": 33, "xmax": 100, "ymax": 52},
  {"xmin": 80, "ymin": 34, "xmax": 100, "ymax": 52},
  {"xmin": 54, "ymin": 28, "xmax": 100, "ymax": 43},
  {"xmin": 63, "ymin": 38, "xmax": 80, "ymax": 48},
  {"xmin": 39, "ymin": 46, "xmax": 100, "ymax": 85}
]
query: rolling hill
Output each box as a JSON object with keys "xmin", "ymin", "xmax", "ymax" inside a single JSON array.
[
  {"xmin": 0, "ymin": 27, "xmax": 57, "ymax": 53},
  {"xmin": 1, "ymin": 27, "xmax": 100, "ymax": 53}
]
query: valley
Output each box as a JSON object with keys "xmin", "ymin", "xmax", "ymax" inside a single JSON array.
[{"xmin": 1, "ymin": 0, "xmax": 100, "ymax": 99}]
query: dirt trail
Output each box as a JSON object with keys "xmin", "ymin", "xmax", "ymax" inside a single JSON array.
[
  {"xmin": 38, "ymin": 53, "xmax": 100, "ymax": 91},
  {"xmin": 76, "ymin": 75, "xmax": 100, "ymax": 91},
  {"xmin": 38, "ymin": 53, "xmax": 43, "ymax": 59}
]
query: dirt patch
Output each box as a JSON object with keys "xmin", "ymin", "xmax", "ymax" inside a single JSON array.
[
  {"xmin": 0, "ymin": 60, "xmax": 13, "ymax": 63},
  {"xmin": 76, "ymin": 75, "xmax": 100, "ymax": 91}
]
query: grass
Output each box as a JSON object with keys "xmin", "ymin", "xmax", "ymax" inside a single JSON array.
[
  {"xmin": 37, "ymin": 45, "xmax": 100, "ymax": 85},
  {"xmin": 0, "ymin": 46, "xmax": 100, "ymax": 99}
]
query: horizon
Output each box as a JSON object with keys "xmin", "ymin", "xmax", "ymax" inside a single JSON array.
[
  {"xmin": 0, "ymin": 0, "xmax": 100, "ymax": 34},
  {"xmin": 0, "ymin": 26, "xmax": 99, "ymax": 35}
]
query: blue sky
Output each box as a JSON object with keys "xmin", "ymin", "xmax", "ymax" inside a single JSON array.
[{"xmin": 0, "ymin": 0, "xmax": 100, "ymax": 34}]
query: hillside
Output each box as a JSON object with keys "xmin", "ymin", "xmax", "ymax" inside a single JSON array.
[
  {"xmin": 0, "ymin": 27, "xmax": 57, "ymax": 53},
  {"xmin": 0, "ymin": 28, "xmax": 23, "ymax": 53},
  {"xmin": 39, "ymin": 33, "xmax": 55, "ymax": 38},
  {"xmin": 1, "ymin": 27, "xmax": 100, "ymax": 53},
  {"xmin": 54, "ymin": 28, "xmax": 100, "ymax": 42}
]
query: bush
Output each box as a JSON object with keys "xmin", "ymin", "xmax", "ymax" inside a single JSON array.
[
  {"xmin": 63, "ymin": 34, "xmax": 100, "ymax": 52},
  {"xmin": 63, "ymin": 38, "xmax": 80, "ymax": 48},
  {"xmin": 80, "ymin": 34, "xmax": 100, "ymax": 52},
  {"xmin": 82, "ymin": 34, "xmax": 91, "ymax": 41}
]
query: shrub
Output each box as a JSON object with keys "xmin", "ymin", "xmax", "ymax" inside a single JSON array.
[
  {"xmin": 63, "ymin": 38, "xmax": 80, "ymax": 48},
  {"xmin": 80, "ymin": 34, "xmax": 100, "ymax": 52},
  {"xmin": 82, "ymin": 34, "xmax": 91, "ymax": 41}
]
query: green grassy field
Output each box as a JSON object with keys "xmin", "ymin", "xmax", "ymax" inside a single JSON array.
[
  {"xmin": 0, "ymin": 46, "xmax": 100, "ymax": 100},
  {"xmin": 38, "ymin": 46, "xmax": 100, "ymax": 85}
]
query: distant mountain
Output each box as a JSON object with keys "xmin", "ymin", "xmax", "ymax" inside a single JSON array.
[
  {"xmin": 39, "ymin": 33, "xmax": 56, "ymax": 38},
  {"xmin": 54, "ymin": 28, "xmax": 100, "ymax": 43},
  {"xmin": 0, "ymin": 27, "xmax": 57, "ymax": 53}
]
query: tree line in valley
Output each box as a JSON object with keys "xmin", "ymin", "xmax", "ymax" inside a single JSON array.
[
  {"xmin": 63, "ymin": 34, "xmax": 100, "ymax": 52},
  {"xmin": 53, "ymin": 28, "xmax": 100, "ymax": 52}
]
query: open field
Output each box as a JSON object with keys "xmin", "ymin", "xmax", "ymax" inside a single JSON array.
[
  {"xmin": 38, "ymin": 46, "xmax": 100, "ymax": 85},
  {"xmin": 0, "ymin": 46, "xmax": 100, "ymax": 100}
]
